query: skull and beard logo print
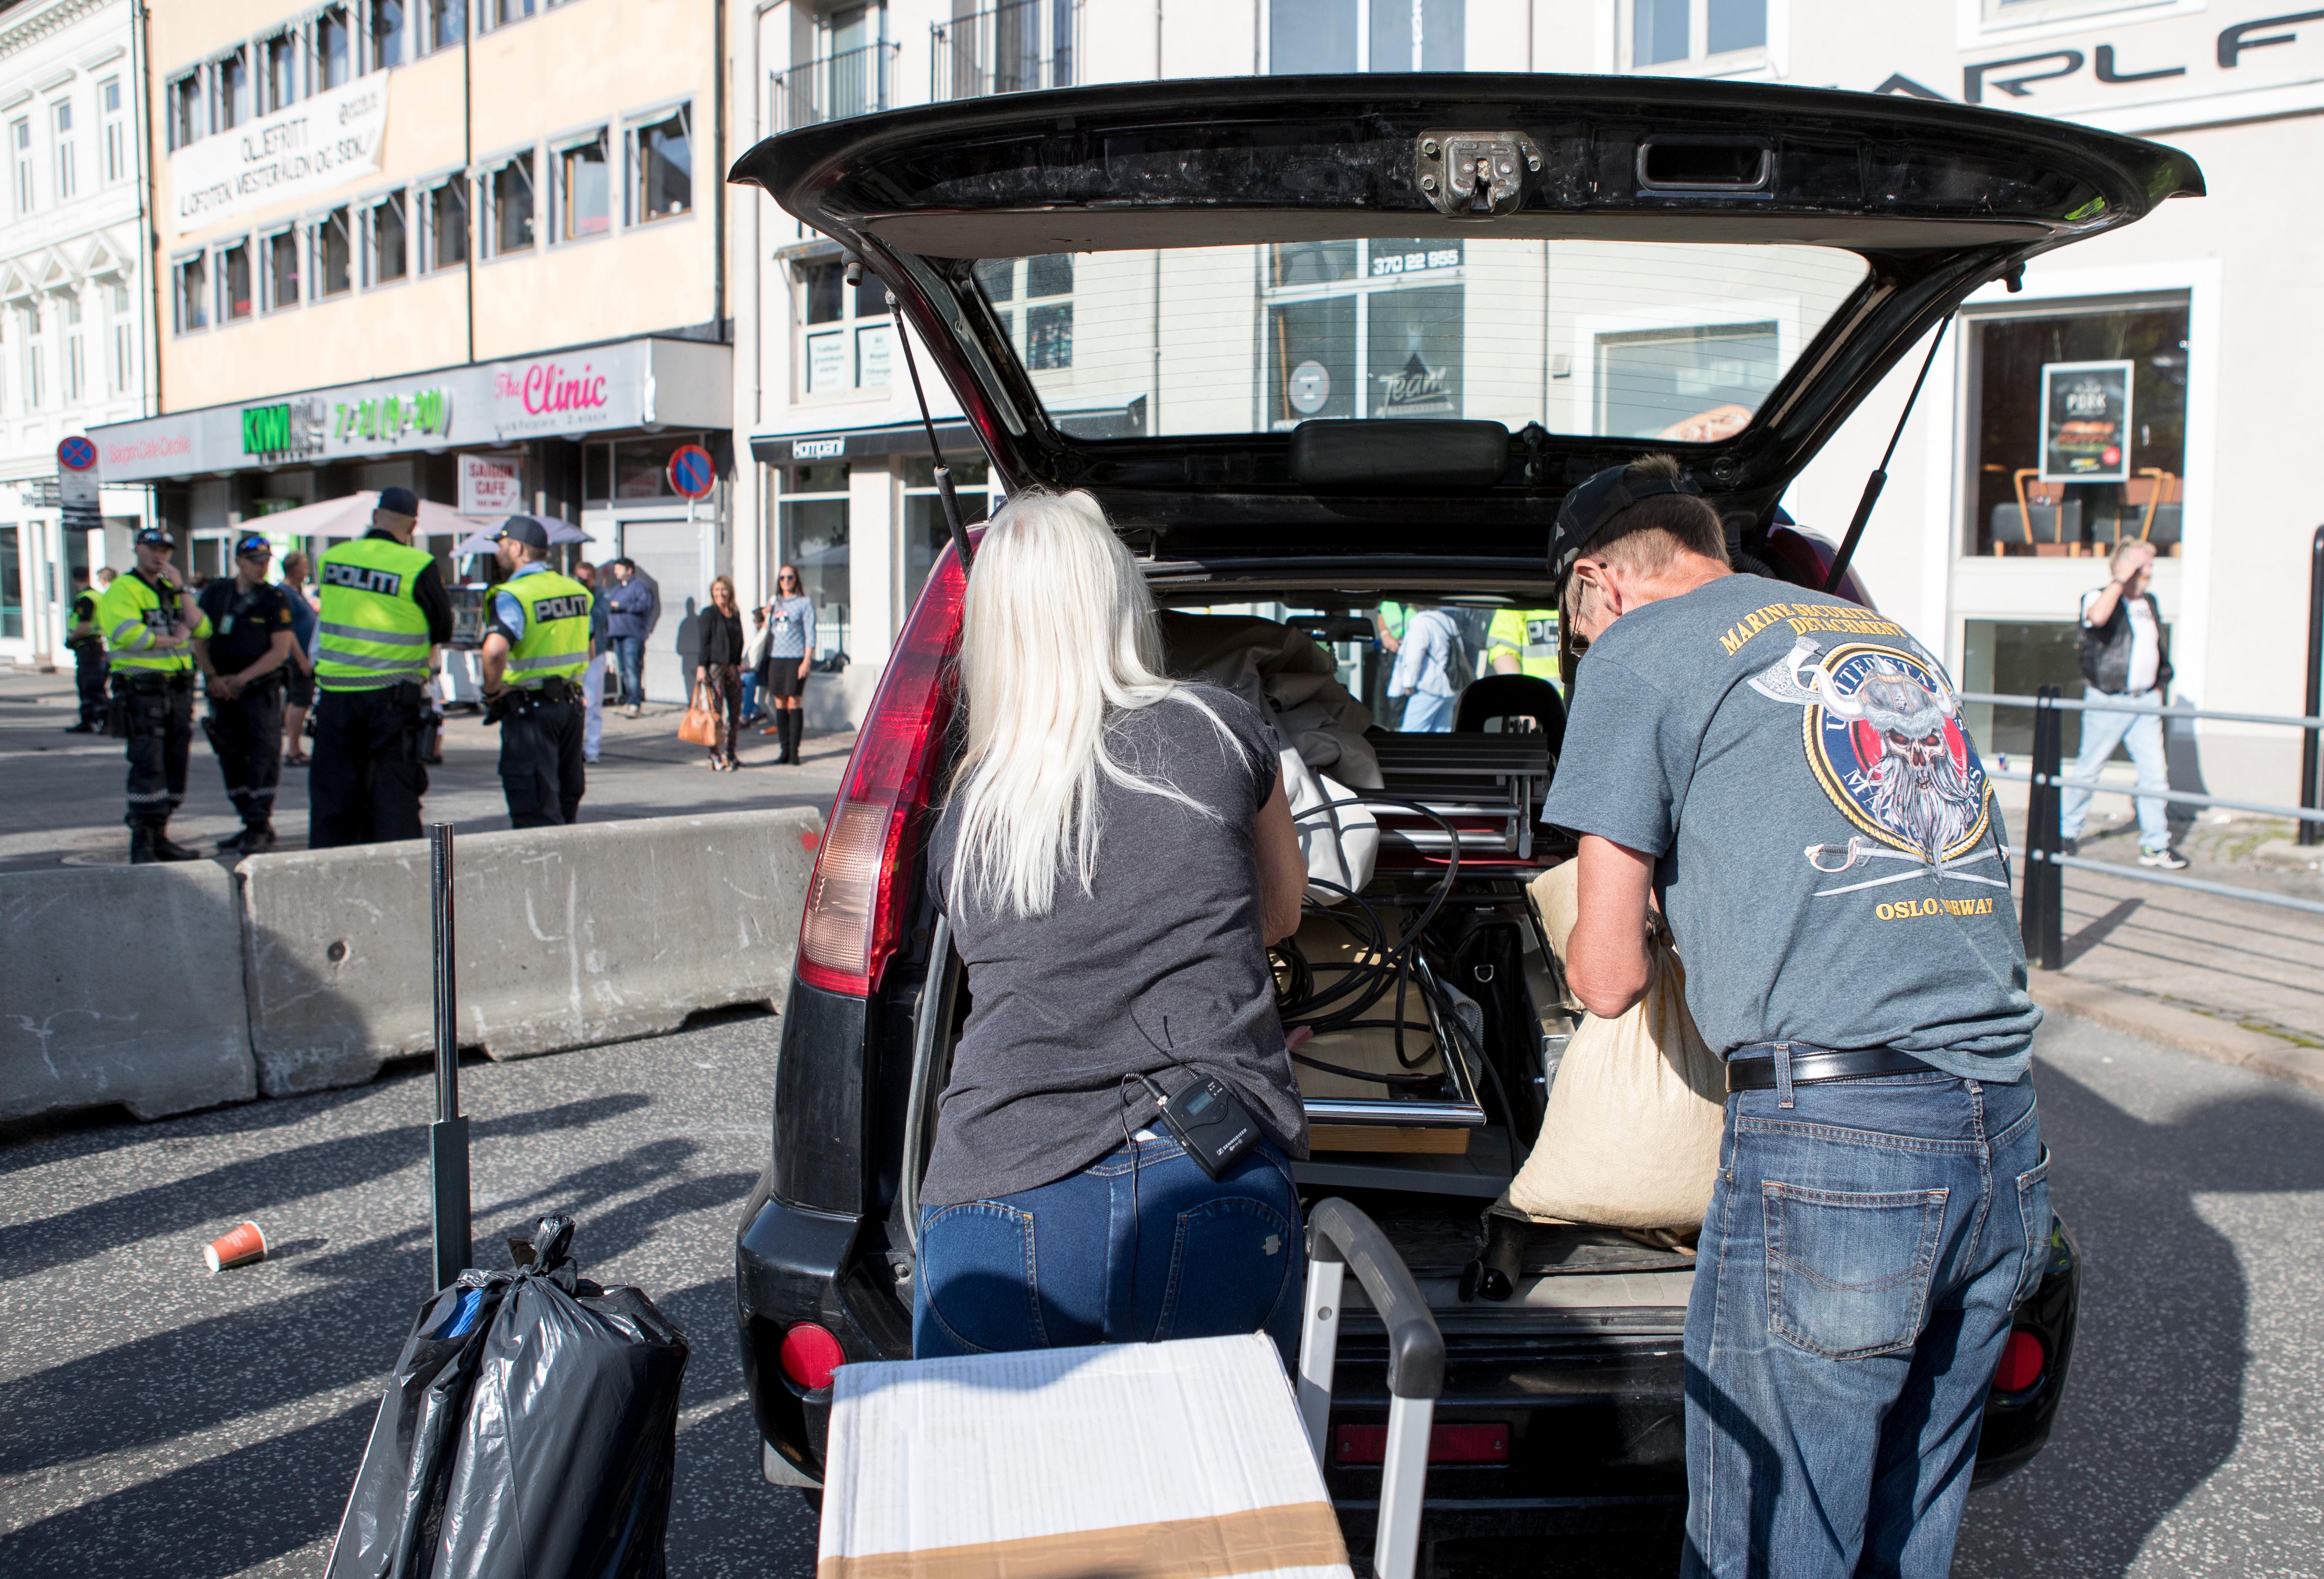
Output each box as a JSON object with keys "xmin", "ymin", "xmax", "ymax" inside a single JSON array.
[{"xmin": 1746, "ymin": 632, "xmax": 2008, "ymax": 908}]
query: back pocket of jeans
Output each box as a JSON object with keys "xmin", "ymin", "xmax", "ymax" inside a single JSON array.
[
  {"xmin": 1155, "ymin": 1196, "xmax": 1294, "ymax": 1343},
  {"xmin": 2012, "ymin": 1147, "xmax": 2054, "ymax": 1306},
  {"xmin": 1764, "ymin": 1182, "xmax": 1949, "ymax": 1361}
]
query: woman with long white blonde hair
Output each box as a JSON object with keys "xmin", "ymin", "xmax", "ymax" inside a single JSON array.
[{"xmin": 916, "ymin": 488, "xmax": 1311, "ymax": 1360}]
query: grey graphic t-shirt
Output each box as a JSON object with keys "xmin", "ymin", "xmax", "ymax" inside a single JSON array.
[{"xmin": 1540, "ymin": 575, "xmax": 2039, "ymax": 1079}]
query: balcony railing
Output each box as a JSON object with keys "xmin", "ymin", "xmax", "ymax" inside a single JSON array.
[
  {"xmin": 931, "ymin": 0, "xmax": 1080, "ymax": 103},
  {"xmin": 776, "ymin": 41, "xmax": 901, "ymax": 132}
]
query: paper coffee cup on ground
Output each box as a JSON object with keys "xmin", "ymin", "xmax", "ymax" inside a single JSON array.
[{"xmin": 203, "ymin": 1221, "xmax": 267, "ymax": 1273}]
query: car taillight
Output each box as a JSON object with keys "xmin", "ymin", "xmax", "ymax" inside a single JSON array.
[
  {"xmin": 1993, "ymin": 1329, "xmax": 2045, "ymax": 1393},
  {"xmin": 1334, "ymin": 1422, "xmax": 1510, "ymax": 1466},
  {"xmin": 778, "ymin": 1321, "xmax": 847, "ymax": 1391},
  {"xmin": 794, "ymin": 537, "xmax": 973, "ymax": 997}
]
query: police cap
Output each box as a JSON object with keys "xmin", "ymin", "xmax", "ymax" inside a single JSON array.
[{"xmin": 494, "ymin": 516, "xmax": 551, "ymax": 550}]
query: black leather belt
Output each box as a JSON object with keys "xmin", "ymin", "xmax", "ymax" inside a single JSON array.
[{"xmin": 1726, "ymin": 1046, "xmax": 1936, "ymax": 1093}]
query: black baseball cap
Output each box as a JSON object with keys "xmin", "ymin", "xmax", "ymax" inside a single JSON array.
[
  {"xmin": 134, "ymin": 526, "xmax": 174, "ymax": 548},
  {"xmin": 1546, "ymin": 462, "xmax": 1705, "ymax": 592},
  {"xmin": 376, "ymin": 485, "xmax": 420, "ymax": 516},
  {"xmin": 235, "ymin": 531, "xmax": 273, "ymax": 557},
  {"xmin": 494, "ymin": 516, "xmax": 551, "ymax": 549}
]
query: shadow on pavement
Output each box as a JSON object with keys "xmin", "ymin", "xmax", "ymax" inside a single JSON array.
[{"xmin": 1956, "ymin": 1059, "xmax": 2324, "ymax": 1577}]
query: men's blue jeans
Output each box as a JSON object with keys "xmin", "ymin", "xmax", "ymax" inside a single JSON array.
[
  {"xmin": 914, "ymin": 1134, "xmax": 1305, "ymax": 1365},
  {"xmin": 609, "ymin": 635, "xmax": 646, "ymax": 707},
  {"xmin": 1683, "ymin": 1057, "xmax": 2049, "ymax": 1579},
  {"xmin": 2058, "ymin": 688, "xmax": 2170, "ymax": 852}
]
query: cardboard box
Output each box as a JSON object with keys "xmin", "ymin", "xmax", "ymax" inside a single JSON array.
[{"xmin": 819, "ymin": 1334, "xmax": 1352, "ymax": 1579}]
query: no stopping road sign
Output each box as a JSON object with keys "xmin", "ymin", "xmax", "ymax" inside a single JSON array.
[{"xmin": 668, "ymin": 444, "xmax": 716, "ymax": 500}]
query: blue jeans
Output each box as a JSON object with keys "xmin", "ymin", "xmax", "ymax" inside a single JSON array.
[
  {"xmin": 1398, "ymin": 690, "xmax": 1455, "ymax": 732},
  {"xmin": 1684, "ymin": 1057, "xmax": 2049, "ymax": 1579},
  {"xmin": 914, "ymin": 1134, "xmax": 1305, "ymax": 1365},
  {"xmin": 610, "ymin": 635, "xmax": 646, "ymax": 707},
  {"xmin": 2058, "ymin": 688, "xmax": 2170, "ymax": 852}
]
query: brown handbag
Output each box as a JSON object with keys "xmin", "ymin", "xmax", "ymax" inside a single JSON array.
[{"xmin": 676, "ymin": 682, "xmax": 720, "ymax": 747}]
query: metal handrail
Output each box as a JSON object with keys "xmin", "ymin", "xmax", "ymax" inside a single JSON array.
[
  {"xmin": 774, "ymin": 41, "xmax": 901, "ymax": 132},
  {"xmin": 1987, "ymin": 769, "xmax": 2324, "ymax": 826},
  {"xmin": 1960, "ymin": 690, "xmax": 2324, "ymax": 732},
  {"xmin": 2038, "ymin": 851, "xmax": 2324, "ymax": 919},
  {"xmin": 931, "ymin": 0, "xmax": 1080, "ymax": 102}
]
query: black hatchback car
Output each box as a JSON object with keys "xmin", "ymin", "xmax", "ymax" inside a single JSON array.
[{"xmin": 727, "ymin": 75, "xmax": 2198, "ymax": 1542}]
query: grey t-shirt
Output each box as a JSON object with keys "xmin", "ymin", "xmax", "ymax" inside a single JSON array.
[
  {"xmin": 921, "ymin": 684, "xmax": 1305, "ymax": 1207},
  {"xmin": 1540, "ymin": 575, "xmax": 2039, "ymax": 1080}
]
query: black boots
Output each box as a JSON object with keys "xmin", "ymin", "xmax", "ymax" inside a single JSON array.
[
  {"xmin": 782, "ymin": 710, "xmax": 804, "ymax": 765},
  {"xmin": 217, "ymin": 821, "xmax": 276, "ymax": 856},
  {"xmin": 131, "ymin": 822, "xmax": 203, "ymax": 864}
]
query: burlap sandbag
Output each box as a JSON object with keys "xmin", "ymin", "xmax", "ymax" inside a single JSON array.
[{"xmin": 1509, "ymin": 863, "xmax": 1725, "ymax": 1230}]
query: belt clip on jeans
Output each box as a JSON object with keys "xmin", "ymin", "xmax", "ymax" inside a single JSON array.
[{"xmin": 1774, "ymin": 1041, "xmax": 1796, "ymax": 1109}]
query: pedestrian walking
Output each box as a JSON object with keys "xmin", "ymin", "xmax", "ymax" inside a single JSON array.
[
  {"xmin": 2060, "ymin": 540, "xmax": 2185, "ymax": 868},
  {"xmin": 605, "ymin": 558, "xmax": 656, "ymax": 716},
  {"xmin": 693, "ymin": 575, "xmax": 745, "ymax": 771},
  {"xmin": 63, "ymin": 566, "xmax": 110, "ymax": 732},
  {"xmin": 1544, "ymin": 455, "xmax": 2046, "ymax": 1579},
  {"xmin": 758, "ymin": 564, "xmax": 813, "ymax": 764},
  {"xmin": 196, "ymin": 533, "xmax": 300, "ymax": 854},
  {"xmin": 308, "ymin": 487, "xmax": 452, "ymax": 849},
  {"xmin": 1386, "ymin": 602, "xmax": 1462, "ymax": 731},
  {"xmin": 279, "ymin": 551, "xmax": 318, "ymax": 765},
  {"xmin": 478, "ymin": 517, "xmax": 591, "ymax": 826},
  {"xmin": 575, "ymin": 560, "xmax": 611, "ymax": 763},
  {"xmin": 96, "ymin": 527, "xmax": 216, "ymax": 862},
  {"xmin": 740, "ymin": 605, "xmax": 771, "ymax": 726}
]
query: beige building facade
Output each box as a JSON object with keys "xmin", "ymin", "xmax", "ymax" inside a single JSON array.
[{"xmin": 95, "ymin": 0, "xmax": 735, "ymax": 699}]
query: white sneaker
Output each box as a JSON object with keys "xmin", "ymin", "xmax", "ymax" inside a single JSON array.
[{"xmin": 2138, "ymin": 848, "xmax": 2189, "ymax": 870}]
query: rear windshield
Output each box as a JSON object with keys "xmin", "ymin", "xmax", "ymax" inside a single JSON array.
[{"xmin": 971, "ymin": 238, "xmax": 1870, "ymax": 442}]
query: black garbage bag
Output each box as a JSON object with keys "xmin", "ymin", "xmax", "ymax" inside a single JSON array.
[
  {"xmin": 435, "ymin": 1215, "xmax": 690, "ymax": 1579},
  {"xmin": 325, "ymin": 1217, "xmax": 689, "ymax": 1579},
  {"xmin": 326, "ymin": 1271, "xmax": 513, "ymax": 1579}
]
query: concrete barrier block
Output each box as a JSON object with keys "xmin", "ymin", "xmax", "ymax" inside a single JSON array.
[
  {"xmin": 240, "ymin": 806, "xmax": 824, "ymax": 1096},
  {"xmin": 0, "ymin": 864, "xmax": 258, "ymax": 1122}
]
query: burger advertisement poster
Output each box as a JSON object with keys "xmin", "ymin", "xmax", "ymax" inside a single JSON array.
[{"xmin": 2039, "ymin": 360, "xmax": 2134, "ymax": 483}]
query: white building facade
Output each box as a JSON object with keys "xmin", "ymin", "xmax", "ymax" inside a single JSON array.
[
  {"xmin": 0, "ymin": 0, "xmax": 160, "ymax": 670},
  {"xmin": 735, "ymin": 0, "xmax": 2316, "ymax": 799}
]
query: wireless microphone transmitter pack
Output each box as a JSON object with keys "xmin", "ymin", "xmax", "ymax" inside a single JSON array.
[{"xmin": 1157, "ymin": 1075, "xmax": 1259, "ymax": 1181}]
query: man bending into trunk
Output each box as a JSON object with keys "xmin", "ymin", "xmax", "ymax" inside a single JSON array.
[{"xmin": 1541, "ymin": 454, "xmax": 2047, "ymax": 1579}]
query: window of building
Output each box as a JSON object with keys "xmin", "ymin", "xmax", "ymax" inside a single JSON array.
[
  {"xmin": 316, "ymin": 208, "xmax": 354, "ymax": 296},
  {"xmin": 559, "ymin": 132, "xmax": 610, "ymax": 239},
  {"xmin": 215, "ymin": 48, "xmax": 250, "ymax": 130},
  {"xmin": 606, "ymin": 433, "xmax": 708, "ymax": 499},
  {"xmin": 50, "ymin": 99, "xmax": 74, "ymax": 202},
  {"xmin": 62, "ymin": 292, "xmax": 84, "ymax": 400},
  {"xmin": 1268, "ymin": 0, "xmax": 1464, "ymax": 72},
  {"xmin": 0, "ymin": 528, "xmax": 20, "ymax": 639},
  {"xmin": 174, "ymin": 254, "xmax": 208, "ymax": 333},
  {"xmin": 318, "ymin": 7, "xmax": 354, "ymax": 89},
  {"xmin": 903, "ymin": 455, "xmax": 991, "ymax": 610},
  {"xmin": 368, "ymin": 192, "xmax": 408, "ymax": 284},
  {"xmin": 168, "ymin": 74, "xmax": 201, "ymax": 150},
  {"xmin": 1978, "ymin": 0, "xmax": 2179, "ymax": 27},
  {"xmin": 488, "ymin": 152, "xmax": 535, "ymax": 254},
  {"xmin": 797, "ymin": 256, "xmax": 892, "ymax": 395},
  {"xmin": 1597, "ymin": 321, "xmax": 1778, "ymax": 436},
  {"xmin": 21, "ymin": 303, "xmax": 46, "ymax": 408},
  {"xmin": 102, "ymin": 78, "xmax": 127, "ymax": 182},
  {"xmin": 428, "ymin": 0, "xmax": 468, "ymax": 51},
  {"xmin": 1629, "ymin": 0, "xmax": 1764, "ymax": 67},
  {"xmin": 778, "ymin": 463, "xmax": 851, "ymax": 660},
  {"xmin": 10, "ymin": 118, "xmax": 31, "ymax": 213},
  {"xmin": 262, "ymin": 32, "xmax": 297, "ymax": 112},
  {"xmin": 423, "ymin": 176, "xmax": 469, "ymax": 269},
  {"xmin": 935, "ymin": 0, "xmax": 1076, "ymax": 100},
  {"xmin": 372, "ymin": 0, "xmax": 408, "ymax": 69},
  {"xmin": 264, "ymin": 227, "xmax": 301, "ymax": 308},
  {"xmin": 628, "ymin": 106, "xmax": 690, "ymax": 224},
  {"xmin": 487, "ymin": 0, "xmax": 537, "ymax": 27},
  {"xmin": 109, "ymin": 281, "xmax": 136, "ymax": 393},
  {"xmin": 219, "ymin": 240, "xmax": 254, "ymax": 321},
  {"xmin": 1962, "ymin": 294, "xmax": 2191, "ymax": 559},
  {"xmin": 972, "ymin": 255, "xmax": 1076, "ymax": 373}
]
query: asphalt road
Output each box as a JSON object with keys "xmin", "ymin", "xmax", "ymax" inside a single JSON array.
[{"xmin": 0, "ymin": 1014, "xmax": 2317, "ymax": 1577}]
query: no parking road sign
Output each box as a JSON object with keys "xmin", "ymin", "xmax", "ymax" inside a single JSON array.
[
  {"xmin": 667, "ymin": 444, "xmax": 716, "ymax": 500},
  {"xmin": 57, "ymin": 435, "xmax": 101, "ymax": 534}
]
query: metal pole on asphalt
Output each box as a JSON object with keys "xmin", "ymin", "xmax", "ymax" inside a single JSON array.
[
  {"xmin": 2301, "ymin": 525, "xmax": 2323, "ymax": 848},
  {"xmin": 2019, "ymin": 685, "xmax": 2065, "ymax": 971},
  {"xmin": 429, "ymin": 822, "xmax": 471, "ymax": 1290}
]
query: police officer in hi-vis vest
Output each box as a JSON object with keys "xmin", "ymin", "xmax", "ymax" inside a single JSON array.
[
  {"xmin": 97, "ymin": 526, "xmax": 219, "ymax": 862},
  {"xmin": 477, "ymin": 517, "xmax": 591, "ymax": 827},
  {"xmin": 309, "ymin": 487, "xmax": 454, "ymax": 849}
]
